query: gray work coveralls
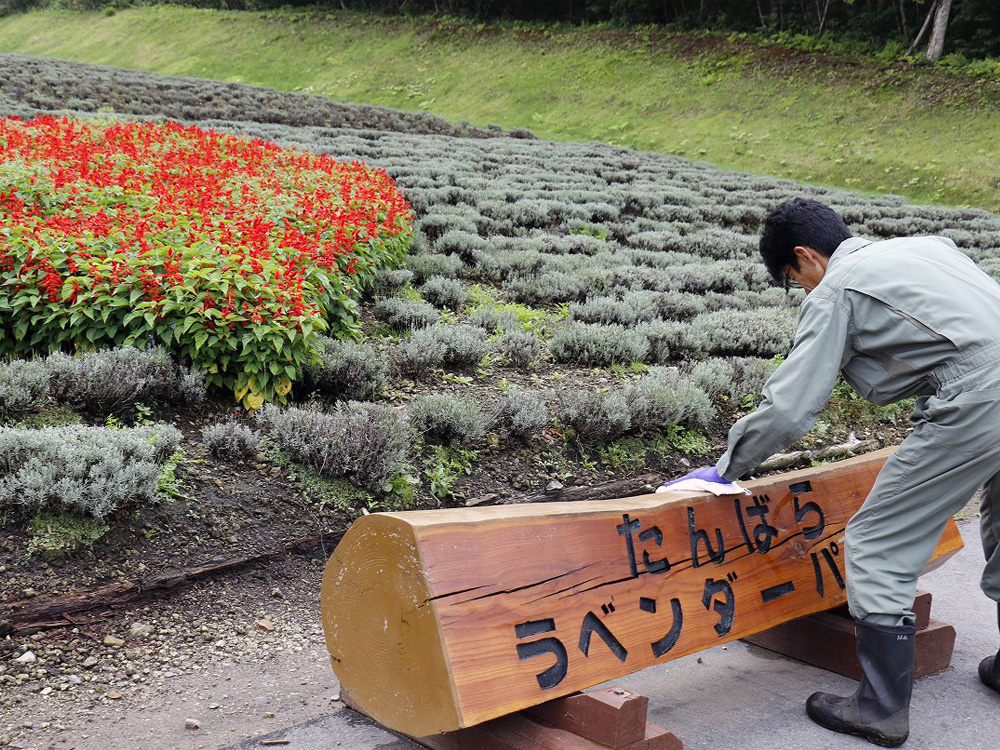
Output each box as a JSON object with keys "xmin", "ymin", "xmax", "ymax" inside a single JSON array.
[{"xmin": 717, "ymin": 236, "xmax": 1000, "ymax": 626}]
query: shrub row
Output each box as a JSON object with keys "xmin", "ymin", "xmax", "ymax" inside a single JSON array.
[
  {"xmin": 554, "ymin": 368, "xmax": 714, "ymax": 442},
  {"xmin": 0, "ymin": 347, "xmax": 205, "ymax": 422},
  {"xmin": 548, "ymin": 310, "xmax": 795, "ymax": 366},
  {"xmin": 255, "ymin": 402, "xmax": 411, "ymax": 493},
  {"xmin": 0, "ymin": 423, "xmax": 181, "ymax": 519},
  {"xmin": 0, "ymin": 54, "xmax": 534, "ymax": 140},
  {"xmin": 393, "ymin": 324, "xmax": 488, "ymax": 377}
]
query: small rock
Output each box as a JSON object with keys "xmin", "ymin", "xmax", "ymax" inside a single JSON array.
[
  {"xmin": 271, "ymin": 588, "xmax": 283, "ymax": 598},
  {"xmin": 184, "ymin": 718, "xmax": 200, "ymax": 730},
  {"xmin": 14, "ymin": 651, "xmax": 36, "ymax": 664},
  {"xmin": 545, "ymin": 480, "xmax": 564, "ymax": 493},
  {"xmin": 330, "ymin": 693, "xmax": 341, "ymax": 702},
  {"xmin": 256, "ymin": 619, "xmax": 275, "ymax": 632},
  {"xmin": 103, "ymin": 635, "xmax": 126, "ymax": 647},
  {"xmin": 129, "ymin": 622, "xmax": 154, "ymax": 637},
  {"xmin": 22, "ymin": 588, "xmax": 37, "ymax": 598},
  {"xmin": 107, "ymin": 692, "xmax": 123, "ymax": 700},
  {"xmin": 41, "ymin": 548, "xmax": 67, "ymax": 565},
  {"xmin": 40, "ymin": 687, "xmax": 52, "ymax": 696},
  {"xmin": 465, "ymin": 493, "xmax": 498, "ymax": 507},
  {"xmin": 209, "ymin": 703, "xmax": 220, "ymax": 710},
  {"xmin": 263, "ymin": 712, "xmax": 275, "ymax": 719},
  {"xmin": 82, "ymin": 657, "xmax": 99, "ymax": 669}
]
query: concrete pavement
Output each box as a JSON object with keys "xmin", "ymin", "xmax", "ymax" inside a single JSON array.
[{"xmin": 226, "ymin": 519, "xmax": 1000, "ymax": 750}]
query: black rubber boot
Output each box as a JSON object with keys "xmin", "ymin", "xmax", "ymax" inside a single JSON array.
[
  {"xmin": 806, "ymin": 619, "xmax": 915, "ymax": 747},
  {"xmin": 978, "ymin": 601, "xmax": 1000, "ymax": 693}
]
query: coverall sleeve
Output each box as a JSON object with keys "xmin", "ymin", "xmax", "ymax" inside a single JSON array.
[{"xmin": 716, "ymin": 294, "xmax": 852, "ymax": 480}]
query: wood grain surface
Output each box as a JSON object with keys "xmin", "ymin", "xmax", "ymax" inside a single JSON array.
[{"xmin": 321, "ymin": 448, "xmax": 964, "ymax": 736}]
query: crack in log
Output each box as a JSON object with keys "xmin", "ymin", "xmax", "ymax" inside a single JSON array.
[
  {"xmin": 439, "ymin": 565, "xmax": 597, "ymax": 605},
  {"xmin": 425, "ymin": 584, "xmax": 491, "ymax": 602},
  {"xmin": 421, "ymin": 526, "xmax": 846, "ymax": 608}
]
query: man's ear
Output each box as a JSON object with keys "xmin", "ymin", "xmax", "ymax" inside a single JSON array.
[{"xmin": 793, "ymin": 245, "xmax": 819, "ymax": 265}]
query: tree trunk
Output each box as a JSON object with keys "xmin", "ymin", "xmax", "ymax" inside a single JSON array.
[
  {"xmin": 816, "ymin": 0, "xmax": 832, "ymax": 36},
  {"xmin": 768, "ymin": 0, "xmax": 781, "ymax": 29},
  {"xmin": 925, "ymin": 0, "xmax": 953, "ymax": 61},
  {"xmin": 906, "ymin": 0, "xmax": 937, "ymax": 56},
  {"xmin": 898, "ymin": 0, "xmax": 909, "ymax": 40}
]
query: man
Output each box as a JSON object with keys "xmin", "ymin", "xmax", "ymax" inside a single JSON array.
[{"xmin": 663, "ymin": 198, "xmax": 1000, "ymax": 747}]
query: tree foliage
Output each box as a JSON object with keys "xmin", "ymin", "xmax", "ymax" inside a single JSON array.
[{"xmin": 315, "ymin": 0, "xmax": 998, "ymax": 58}]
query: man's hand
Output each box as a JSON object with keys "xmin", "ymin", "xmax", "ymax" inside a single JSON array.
[{"xmin": 656, "ymin": 466, "xmax": 749, "ymax": 496}]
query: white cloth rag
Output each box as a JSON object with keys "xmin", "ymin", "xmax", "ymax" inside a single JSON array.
[{"xmin": 655, "ymin": 478, "xmax": 751, "ymax": 496}]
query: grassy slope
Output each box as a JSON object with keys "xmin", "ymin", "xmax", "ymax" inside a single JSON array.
[{"xmin": 0, "ymin": 8, "xmax": 998, "ymax": 212}]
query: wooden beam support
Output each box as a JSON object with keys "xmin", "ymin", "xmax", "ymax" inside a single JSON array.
[
  {"xmin": 355, "ymin": 688, "xmax": 684, "ymax": 750},
  {"xmin": 743, "ymin": 590, "xmax": 957, "ymax": 679},
  {"xmin": 341, "ymin": 687, "xmax": 684, "ymax": 750},
  {"xmin": 321, "ymin": 448, "xmax": 963, "ymax": 736}
]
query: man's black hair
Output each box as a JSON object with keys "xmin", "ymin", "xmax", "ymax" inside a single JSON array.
[{"xmin": 759, "ymin": 198, "xmax": 853, "ymax": 286}]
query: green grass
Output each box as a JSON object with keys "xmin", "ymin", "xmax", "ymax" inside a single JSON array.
[{"xmin": 0, "ymin": 8, "xmax": 998, "ymax": 211}]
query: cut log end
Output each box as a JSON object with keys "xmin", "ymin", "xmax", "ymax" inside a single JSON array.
[{"xmin": 320, "ymin": 514, "xmax": 459, "ymax": 736}]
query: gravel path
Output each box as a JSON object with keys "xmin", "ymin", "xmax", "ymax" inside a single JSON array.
[{"xmin": 1, "ymin": 551, "xmax": 340, "ymax": 750}]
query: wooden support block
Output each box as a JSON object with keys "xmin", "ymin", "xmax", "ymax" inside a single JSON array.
[
  {"xmin": 406, "ymin": 711, "xmax": 683, "ymax": 750},
  {"xmin": 817, "ymin": 590, "xmax": 933, "ymax": 632},
  {"xmin": 322, "ymin": 448, "xmax": 965, "ymax": 736},
  {"xmin": 743, "ymin": 592, "xmax": 956, "ymax": 680},
  {"xmin": 525, "ymin": 689, "xmax": 648, "ymax": 748}
]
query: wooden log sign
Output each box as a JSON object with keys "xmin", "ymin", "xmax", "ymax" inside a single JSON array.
[{"xmin": 320, "ymin": 448, "xmax": 963, "ymax": 737}]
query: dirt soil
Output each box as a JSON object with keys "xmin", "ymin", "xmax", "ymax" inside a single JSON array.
[
  {"xmin": 0, "ymin": 399, "xmax": 344, "ymax": 601},
  {"xmin": 0, "ymin": 397, "xmax": 353, "ymax": 750}
]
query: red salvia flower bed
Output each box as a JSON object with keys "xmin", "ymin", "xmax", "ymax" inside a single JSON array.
[{"xmin": 0, "ymin": 116, "xmax": 413, "ymax": 407}]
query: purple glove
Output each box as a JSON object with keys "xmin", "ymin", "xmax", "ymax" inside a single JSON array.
[
  {"xmin": 659, "ymin": 466, "xmax": 726, "ymax": 489},
  {"xmin": 657, "ymin": 466, "xmax": 747, "ymax": 495}
]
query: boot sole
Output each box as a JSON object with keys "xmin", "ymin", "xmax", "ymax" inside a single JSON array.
[{"xmin": 807, "ymin": 697, "xmax": 908, "ymax": 748}]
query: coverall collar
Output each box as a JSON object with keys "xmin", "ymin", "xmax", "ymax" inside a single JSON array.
[{"xmin": 826, "ymin": 236, "xmax": 873, "ymax": 272}]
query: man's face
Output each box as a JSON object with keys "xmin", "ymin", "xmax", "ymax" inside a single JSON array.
[{"xmin": 783, "ymin": 246, "xmax": 829, "ymax": 294}]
